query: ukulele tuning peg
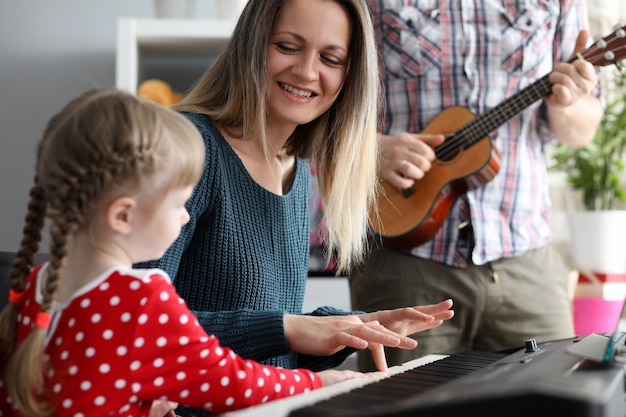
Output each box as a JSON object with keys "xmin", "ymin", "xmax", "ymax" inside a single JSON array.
[
  {"xmin": 613, "ymin": 23, "xmax": 624, "ymax": 31},
  {"xmin": 605, "ymin": 50, "xmax": 616, "ymax": 62}
]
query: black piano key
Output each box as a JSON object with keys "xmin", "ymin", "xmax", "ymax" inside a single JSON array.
[{"xmin": 289, "ymin": 351, "xmax": 507, "ymax": 417}]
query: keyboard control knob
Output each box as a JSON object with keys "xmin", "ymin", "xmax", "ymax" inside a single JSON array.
[{"xmin": 525, "ymin": 338, "xmax": 539, "ymax": 353}]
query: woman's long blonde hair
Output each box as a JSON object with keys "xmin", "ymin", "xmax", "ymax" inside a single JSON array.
[
  {"xmin": 0, "ymin": 88, "xmax": 205, "ymax": 416},
  {"xmin": 175, "ymin": 0, "xmax": 380, "ymax": 273}
]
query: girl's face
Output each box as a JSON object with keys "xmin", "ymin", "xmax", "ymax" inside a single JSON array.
[
  {"xmin": 266, "ymin": 0, "xmax": 351, "ymax": 128},
  {"xmin": 130, "ymin": 184, "xmax": 194, "ymax": 263}
]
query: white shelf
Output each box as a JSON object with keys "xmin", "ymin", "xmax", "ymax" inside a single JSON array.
[{"xmin": 116, "ymin": 17, "xmax": 236, "ymax": 94}]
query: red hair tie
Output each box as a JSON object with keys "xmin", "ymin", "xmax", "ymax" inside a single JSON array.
[
  {"xmin": 35, "ymin": 312, "xmax": 52, "ymax": 329},
  {"xmin": 9, "ymin": 289, "xmax": 24, "ymax": 304}
]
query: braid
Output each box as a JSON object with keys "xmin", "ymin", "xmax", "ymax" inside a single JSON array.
[{"xmin": 0, "ymin": 182, "xmax": 47, "ymax": 376}]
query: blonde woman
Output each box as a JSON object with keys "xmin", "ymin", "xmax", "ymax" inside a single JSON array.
[{"xmin": 137, "ymin": 2, "xmax": 453, "ymax": 416}]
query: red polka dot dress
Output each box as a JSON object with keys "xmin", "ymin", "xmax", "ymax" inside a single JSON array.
[{"xmin": 0, "ymin": 264, "xmax": 321, "ymax": 416}]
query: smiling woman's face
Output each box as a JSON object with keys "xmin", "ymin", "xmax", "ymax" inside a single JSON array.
[{"xmin": 266, "ymin": 0, "xmax": 351, "ymax": 128}]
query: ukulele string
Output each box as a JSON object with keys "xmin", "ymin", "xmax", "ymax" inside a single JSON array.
[{"xmin": 433, "ymin": 25, "xmax": 626, "ymax": 162}]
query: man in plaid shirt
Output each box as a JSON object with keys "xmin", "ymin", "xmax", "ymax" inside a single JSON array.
[{"xmin": 350, "ymin": 0, "xmax": 603, "ymax": 371}]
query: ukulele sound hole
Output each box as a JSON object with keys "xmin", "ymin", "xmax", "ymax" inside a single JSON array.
[{"xmin": 402, "ymin": 185, "xmax": 416, "ymax": 198}]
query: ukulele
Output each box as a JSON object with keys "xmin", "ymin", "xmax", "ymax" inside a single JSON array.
[{"xmin": 370, "ymin": 25, "xmax": 626, "ymax": 250}]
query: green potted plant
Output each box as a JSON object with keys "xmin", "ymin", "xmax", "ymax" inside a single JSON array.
[{"xmin": 549, "ymin": 63, "xmax": 626, "ymax": 273}]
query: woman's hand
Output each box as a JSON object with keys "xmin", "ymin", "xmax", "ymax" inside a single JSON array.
[
  {"xmin": 359, "ymin": 299, "xmax": 455, "ymax": 338},
  {"xmin": 284, "ymin": 299, "xmax": 453, "ymax": 372}
]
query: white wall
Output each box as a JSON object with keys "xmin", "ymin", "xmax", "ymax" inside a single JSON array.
[{"xmin": 0, "ymin": 0, "xmax": 220, "ymax": 252}]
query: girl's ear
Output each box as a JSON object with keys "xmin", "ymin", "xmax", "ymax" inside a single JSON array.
[{"xmin": 106, "ymin": 196, "xmax": 136, "ymax": 235}]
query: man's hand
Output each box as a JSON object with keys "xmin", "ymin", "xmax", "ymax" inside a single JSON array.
[{"xmin": 379, "ymin": 132, "xmax": 445, "ymax": 190}]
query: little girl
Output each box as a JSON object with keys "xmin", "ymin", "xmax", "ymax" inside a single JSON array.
[{"xmin": 0, "ymin": 88, "xmax": 366, "ymax": 417}]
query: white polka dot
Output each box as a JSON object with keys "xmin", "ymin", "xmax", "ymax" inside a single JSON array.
[
  {"xmin": 99, "ymin": 363, "xmax": 111, "ymax": 374},
  {"xmin": 263, "ymin": 368, "xmax": 270, "ymax": 376},
  {"xmin": 204, "ymin": 403, "xmax": 213, "ymax": 410},
  {"xmin": 85, "ymin": 347, "xmax": 95, "ymax": 357},
  {"xmin": 225, "ymin": 397, "xmax": 234, "ymax": 406},
  {"xmin": 156, "ymin": 336, "xmax": 167, "ymax": 347},
  {"xmin": 53, "ymin": 383, "xmax": 62, "ymax": 393},
  {"xmin": 274, "ymin": 383, "xmax": 281, "ymax": 393},
  {"xmin": 219, "ymin": 358, "xmax": 227, "ymax": 367},
  {"xmin": 134, "ymin": 337, "xmax": 145, "ymax": 348},
  {"xmin": 130, "ymin": 361, "xmax": 141, "ymax": 371},
  {"xmin": 55, "ymin": 336, "xmax": 63, "ymax": 346},
  {"xmin": 279, "ymin": 372, "xmax": 286, "ymax": 380},
  {"xmin": 244, "ymin": 388, "xmax": 252, "ymax": 398},
  {"xmin": 138, "ymin": 314, "xmax": 148, "ymax": 324},
  {"xmin": 62, "ymin": 398, "xmax": 72, "ymax": 408},
  {"xmin": 91, "ymin": 313, "xmax": 101, "ymax": 323},
  {"xmin": 80, "ymin": 380, "xmax": 91, "ymax": 391},
  {"xmin": 114, "ymin": 379, "xmax": 126, "ymax": 389},
  {"xmin": 60, "ymin": 351, "xmax": 69, "ymax": 360},
  {"xmin": 75, "ymin": 332, "xmax": 84, "ymax": 342},
  {"xmin": 94, "ymin": 396, "xmax": 106, "ymax": 406},
  {"xmin": 257, "ymin": 377, "xmax": 265, "ymax": 387},
  {"xmin": 290, "ymin": 386, "xmax": 295, "ymax": 395},
  {"xmin": 200, "ymin": 383, "xmax": 210, "ymax": 392},
  {"xmin": 158, "ymin": 313, "xmax": 169, "ymax": 324},
  {"xmin": 132, "ymin": 383, "xmax": 141, "ymax": 393},
  {"xmin": 109, "ymin": 295, "xmax": 120, "ymax": 306},
  {"xmin": 220, "ymin": 376, "xmax": 230, "ymax": 387},
  {"xmin": 177, "ymin": 355, "xmax": 187, "ymax": 363},
  {"xmin": 129, "ymin": 281, "xmax": 141, "ymax": 290},
  {"xmin": 140, "ymin": 297, "xmax": 148, "ymax": 306},
  {"xmin": 294, "ymin": 374, "xmax": 301, "ymax": 382},
  {"xmin": 159, "ymin": 291, "xmax": 170, "ymax": 301},
  {"xmin": 75, "ymin": 413, "xmax": 85, "ymax": 417},
  {"xmin": 153, "ymin": 358, "xmax": 164, "ymax": 368},
  {"xmin": 121, "ymin": 312, "xmax": 131, "ymax": 322},
  {"xmin": 179, "ymin": 314, "xmax": 189, "ymax": 325},
  {"xmin": 154, "ymin": 377, "xmax": 164, "ymax": 386},
  {"xmin": 179, "ymin": 336, "xmax": 189, "ymax": 346},
  {"xmin": 237, "ymin": 370, "xmax": 246, "ymax": 379},
  {"xmin": 117, "ymin": 346, "xmax": 128, "ymax": 356},
  {"xmin": 199, "ymin": 336, "xmax": 208, "ymax": 343},
  {"xmin": 69, "ymin": 366, "xmax": 78, "ymax": 375},
  {"xmin": 80, "ymin": 299, "xmax": 91, "ymax": 308},
  {"xmin": 180, "ymin": 389, "xmax": 189, "ymax": 398},
  {"xmin": 262, "ymin": 395, "xmax": 269, "ymax": 403},
  {"xmin": 103, "ymin": 329, "xmax": 113, "ymax": 340},
  {"xmin": 99, "ymin": 282, "xmax": 110, "ymax": 291},
  {"xmin": 215, "ymin": 347, "xmax": 223, "ymax": 356},
  {"xmin": 176, "ymin": 371, "xmax": 186, "ymax": 381},
  {"xmin": 200, "ymin": 349, "xmax": 209, "ymax": 358},
  {"xmin": 68, "ymin": 318, "xmax": 76, "ymax": 327}
]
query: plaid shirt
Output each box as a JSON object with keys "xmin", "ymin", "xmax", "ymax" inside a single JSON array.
[{"xmin": 369, "ymin": 0, "xmax": 591, "ymax": 267}]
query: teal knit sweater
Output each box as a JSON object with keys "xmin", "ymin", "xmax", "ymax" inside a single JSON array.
[{"xmin": 138, "ymin": 113, "xmax": 355, "ymax": 381}]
